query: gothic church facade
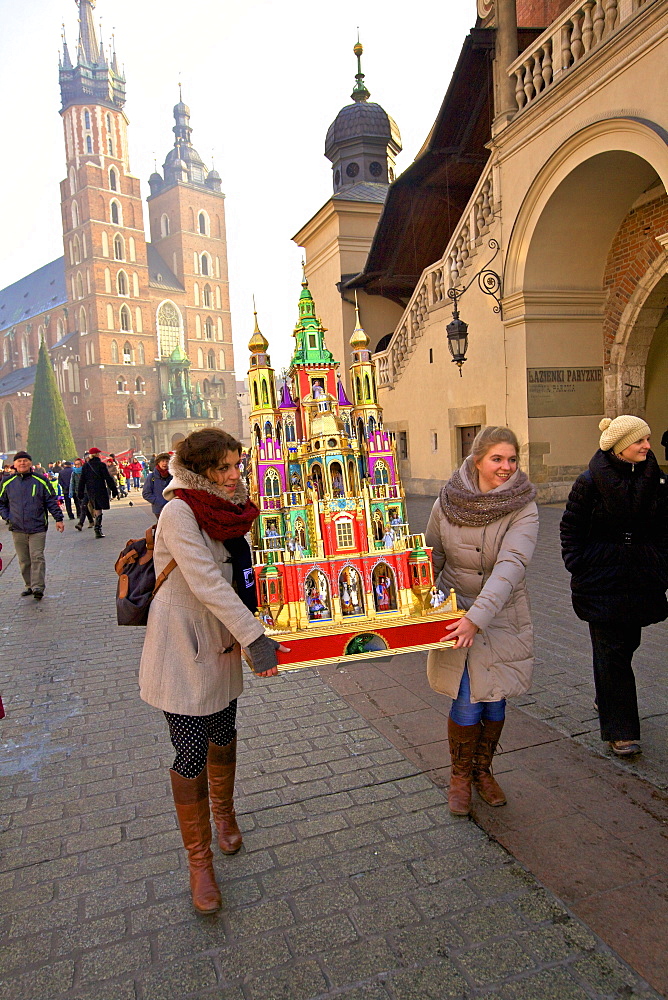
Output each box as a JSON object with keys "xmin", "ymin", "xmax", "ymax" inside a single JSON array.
[{"xmin": 0, "ymin": 0, "xmax": 242, "ymax": 459}]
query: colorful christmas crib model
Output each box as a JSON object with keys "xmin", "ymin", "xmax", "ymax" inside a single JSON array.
[{"xmin": 246, "ymin": 276, "xmax": 465, "ymax": 671}]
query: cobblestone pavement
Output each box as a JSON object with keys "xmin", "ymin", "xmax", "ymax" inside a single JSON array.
[
  {"xmin": 0, "ymin": 502, "xmax": 662, "ymax": 999},
  {"xmin": 406, "ymin": 497, "xmax": 668, "ymax": 790}
]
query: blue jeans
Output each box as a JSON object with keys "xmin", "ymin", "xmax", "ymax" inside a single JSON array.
[{"xmin": 449, "ymin": 666, "xmax": 505, "ymax": 726}]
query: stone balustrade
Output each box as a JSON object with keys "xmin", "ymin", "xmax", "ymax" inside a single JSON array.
[
  {"xmin": 375, "ymin": 163, "xmax": 496, "ymax": 388},
  {"xmin": 508, "ymin": 0, "xmax": 651, "ymax": 112}
]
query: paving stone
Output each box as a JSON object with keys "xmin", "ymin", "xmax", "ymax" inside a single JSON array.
[
  {"xmin": 139, "ymin": 955, "xmax": 218, "ymax": 1000},
  {"xmin": 79, "ymin": 937, "xmax": 152, "ymax": 983},
  {"xmin": 154, "ymin": 919, "xmax": 226, "ymax": 962},
  {"xmin": 458, "ymin": 937, "xmax": 536, "ymax": 986},
  {"xmin": 84, "ymin": 880, "xmax": 148, "ymax": 919},
  {"xmin": 288, "ymin": 912, "xmax": 359, "ymax": 956},
  {"xmin": 323, "ymin": 936, "xmax": 398, "ymax": 987},
  {"xmin": 217, "ymin": 934, "xmax": 292, "ymax": 982},
  {"xmin": 453, "ymin": 900, "xmax": 527, "ymax": 944},
  {"xmin": 0, "ymin": 933, "xmax": 52, "ymax": 973},
  {"xmin": 351, "ymin": 898, "xmax": 422, "ymax": 935},
  {"xmin": 498, "ymin": 966, "xmax": 592, "ymax": 1000},
  {"xmin": 389, "ymin": 962, "xmax": 469, "ymax": 999},
  {"xmin": 0, "ymin": 959, "xmax": 75, "ymax": 1000},
  {"xmin": 292, "ymin": 882, "xmax": 361, "ymax": 919},
  {"xmin": 66, "ymin": 981, "xmax": 138, "ymax": 1000},
  {"xmin": 245, "ymin": 960, "xmax": 329, "ymax": 1000},
  {"xmin": 224, "ymin": 899, "xmax": 294, "ymax": 938}
]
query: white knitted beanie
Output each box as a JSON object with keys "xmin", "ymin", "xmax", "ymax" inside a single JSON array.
[{"xmin": 599, "ymin": 415, "xmax": 651, "ymax": 455}]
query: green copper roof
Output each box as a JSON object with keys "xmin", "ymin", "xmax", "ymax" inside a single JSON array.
[
  {"xmin": 169, "ymin": 344, "xmax": 190, "ymax": 364},
  {"xmin": 290, "ymin": 275, "xmax": 334, "ymax": 367}
]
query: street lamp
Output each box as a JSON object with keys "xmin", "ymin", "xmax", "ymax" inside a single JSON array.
[{"xmin": 446, "ymin": 239, "xmax": 503, "ymax": 375}]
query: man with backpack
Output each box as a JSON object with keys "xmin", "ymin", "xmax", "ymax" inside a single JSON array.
[
  {"xmin": 78, "ymin": 448, "xmax": 118, "ymax": 538},
  {"xmin": 0, "ymin": 450, "xmax": 65, "ymax": 599}
]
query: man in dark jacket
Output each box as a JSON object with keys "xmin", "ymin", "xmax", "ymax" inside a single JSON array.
[
  {"xmin": 142, "ymin": 452, "xmax": 172, "ymax": 519},
  {"xmin": 58, "ymin": 462, "xmax": 75, "ymax": 520},
  {"xmin": 78, "ymin": 447, "xmax": 118, "ymax": 538},
  {"xmin": 0, "ymin": 450, "xmax": 65, "ymax": 599}
]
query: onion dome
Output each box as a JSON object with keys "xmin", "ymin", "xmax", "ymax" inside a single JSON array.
[
  {"xmin": 350, "ymin": 297, "xmax": 370, "ymax": 350},
  {"xmin": 249, "ymin": 310, "xmax": 269, "ymax": 354}
]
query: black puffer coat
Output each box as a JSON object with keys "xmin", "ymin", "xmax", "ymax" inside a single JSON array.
[
  {"xmin": 560, "ymin": 449, "xmax": 668, "ymax": 626},
  {"xmin": 78, "ymin": 456, "xmax": 118, "ymax": 510}
]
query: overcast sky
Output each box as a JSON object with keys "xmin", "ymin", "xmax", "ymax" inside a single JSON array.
[{"xmin": 0, "ymin": 0, "xmax": 477, "ymax": 373}]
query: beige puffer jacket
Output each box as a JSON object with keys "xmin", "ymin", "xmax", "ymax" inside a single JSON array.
[
  {"xmin": 425, "ymin": 462, "xmax": 539, "ymax": 703},
  {"xmin": 138, "ymin": 458, "xmax": 265, "ymax": 716}
]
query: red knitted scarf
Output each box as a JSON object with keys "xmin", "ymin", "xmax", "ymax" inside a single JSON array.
[{"xmin": 174, "ymin": 488, "xmax": 259, "ymax": 541}]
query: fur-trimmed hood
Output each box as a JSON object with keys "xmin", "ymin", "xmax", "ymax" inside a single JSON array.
[{"xmin": 164, "ymin": 454, "xmax": 248, "ymax": 506}]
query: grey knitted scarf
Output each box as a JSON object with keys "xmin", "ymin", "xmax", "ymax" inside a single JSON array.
[{"xmin": 439, "ymin": 467, "xmax": 537, "ymax": 527}]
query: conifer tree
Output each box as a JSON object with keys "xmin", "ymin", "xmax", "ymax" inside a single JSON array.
[{"xmin": 27, "ymin": 338, "xmax": 77, "ymax": 464}]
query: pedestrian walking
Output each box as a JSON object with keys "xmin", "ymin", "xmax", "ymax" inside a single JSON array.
[
  {"xmin": 130, "ymin": 459, "xmax": 143, "ymax": 490},
  {"xmin": 70, "ymin": 458, "xmax": 93, "ymax": 530},
  {"xmin": 58, "ymin": 461, "xmax": 76, "ymax": 520},
  {"xmin": 424, "ymin": 426, "xmax": 538, "ymax": 816},
  {"xmin": 78, "ymin": 447, "xmax": 118, "ymax": 538},
  {"xmin": 138, "ymin": 427, "xmax": 288, "ymax": 913},
  {"xmin": 141, "ymin": 452, "xmax": 172, "ymax": 519},
  {"xmin": 560, "ymin": 415, "xmax": 668, "ymax": 757},
  {"xmin": 0, "ymin": 450, "xmax": 65, "ymax": 599}
]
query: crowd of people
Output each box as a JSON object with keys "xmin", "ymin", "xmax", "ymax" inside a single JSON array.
[{"xmin": 1, "ymin": 417, "xmax": 666, "ymax": 916}]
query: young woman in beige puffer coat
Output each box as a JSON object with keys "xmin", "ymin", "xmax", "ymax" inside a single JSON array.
[{"xmin": 425, "ymin": 426, "xmax": 539, "ymax": 817}]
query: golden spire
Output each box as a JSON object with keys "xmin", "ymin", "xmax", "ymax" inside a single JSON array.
[
  {"xmin": 350, "ymin": 290, "xmax": 370, "ymax": 349},
  {"xmin": 248, "ymin": 297, "xmax": 269, "ymax": 353}
]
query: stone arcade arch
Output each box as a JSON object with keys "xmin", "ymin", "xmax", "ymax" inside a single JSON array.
[{"xmin": 504, "ymin": 118, "xmax": 668, "ymax": 479}]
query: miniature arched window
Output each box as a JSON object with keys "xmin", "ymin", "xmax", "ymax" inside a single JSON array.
[
  {"xmin": 198, "ymin": 211, "xmax": 209, "ymax": 235},
  {"xmin": 355, "ymin": 376, "xmax": 362, "ymax": 403},
  {"xmin": 84, "ymin": 109, "xmax": 91, "ymax": 130},
  {"xmin": 264, "ymin": 468, "xmax": 281, "ymax": 497},
  {"xmin": 123, "ymin": 341, "xmax": 133, "ymax": 364},
  {"xmin": 157, "ymin": 301, "xmax": 183, "ymax": 358},
  {"xmin": 76, "ymin": 272, "xmax": 84, "ymax": 299},
  {"xmin": 161, "ymin": 214, "xmax": 170, "ymax": 238},
  {"xmin": 204, "ymin": 317, "xmax": 214, "ymax": 340},
  {"xmin": 72, "ymin": 201, "xmax": 79, "ymax": 228},
  {"xmin": 127, "ymin": 401, "xmax": 136, "ymax": 425},
  {"xmin": 285, "ymin": 418, "xmax": 295, "ymax": 442},
  {"xmin": 101, "ymin": 231, "xmax": 109, "ymax": 257},
  {"xmin": 357, "ymin": 418, "xmax": 366, "ymax": 445},
  {"xmin": 294, "ymin": 518, "xmax": 306, "ymax": 550},
  {"xmin": 372, "ymin": 510, "xmax": 384, "ymax": 542},
  {"xmin": 135, "ymin": 376, "xmax": 144, "ymax": 392},
  {"xmin": 109, "ymin": 167, "xmax": 118, "ymax": 191},
  {"xmin": 261, "ymin": 379, "xmax": 268, "ymax": 405},
  {"xmin": 111, "ymin": 200, "xmax": 121, "ymax": 225},
  {"xmin": 200, "ymin": 253, "xmax": 210, "ymax": 276},
  {"xmin": 79, "ymin": 306, "xmax": 87, "ymax": 334},
  {"xmin": 347, "ymin": 460, "xmax": 357, "ymax": 492},
  {"xmin": 264, "ymin": 420, "xmax": 273, "ymax": 440},
  {"xmin": 120, "ymin": 305, "xmax": 132, "ymax": 332},
  {"xmin": 69, "ymin": 167, "xmax": 77, "ymax": 195},
  {"xmin": 202, "ymin": 379, "xmax": 210, "ymax": 395},
  {"xmin": 253, "ymin": 382, "xmax": 259, "ymax": 406},
  {"xmin": 254, "ymin": 423, "xmax": 261, "ymax": 446},
  {"xmin": 73, "ymin": 235, "xmax": 81, "ymax": 264},
  {"xmin": 207, "ymin": 349, "xmax": 215, "ymax": 370},
  {"xmin": 137, "ymin": 342, "xmax": 145, "ymax": 365},
  {"xmin": 111, "ymin": 340, "xmax": 119, "ymax": 364},
  {"xmin": 364, "ymin": 374, "xmax": 371, "ymax": 399},
  {"xmin": 368, "ymin": 415, "xmax": 377, "ymax": 437},
  {"xmin": 311, "ymin": 464, "xmax": 324, "ymax": 497},
  {"xmin": 330, "ymin": 462, "xmax": 344, "ymax": 498},
  {"xmin": 203, "ymin": 284, "xmax": 212, "ymax": 308},
  {"xmin": 373, "ymin": 460, "xmax": 390, "ymax": 485},
  {"xmin": 372, "ymin": 562, "xmax": 397, "ymax": 613},
  {"xmin": 117, "ymin": 270, "xmax": 128, "ymax": 296},
  {"xmin": 114, "ymin": 234, "xmax": 125, "ymax": 261},
  {"xmin": 86, "ymin": 136, "xmax": 93, "ymax": 154},
  {"xmin": 304, "ymin": 569, "xmax": 331, "ymax": 621}
]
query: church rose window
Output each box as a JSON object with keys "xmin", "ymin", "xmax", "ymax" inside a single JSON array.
[
  {"xmin": 157, "ymin": 301, "xmax": 183, "ymax": 358},
  {"xmin": 369, "ymin": 161, "xmax": 382, "ymax": 177},
  {"xmin": 346, "ymin": 162, "xmax": 359, "ymax": 178}
]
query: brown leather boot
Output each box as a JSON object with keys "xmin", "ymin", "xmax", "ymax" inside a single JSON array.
[
  {"xmin": 208, "ymin": 739, "xmax": 242, "ymax": 855},
  {"xmin": 170, "ymin": 769, "xmax": 221, "ymax": 913},
  {"xmin": 473, "ymin": 719, "xmax": 507, "ymax": 806},
  {"xmin": 447, "ymin": 718, "xmax": 481, "ymax": 816}
]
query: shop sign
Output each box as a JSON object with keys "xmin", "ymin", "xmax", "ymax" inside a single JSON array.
[{"xmin": 527, "ymin": 367, "xmax": 603, "ymax": 418}]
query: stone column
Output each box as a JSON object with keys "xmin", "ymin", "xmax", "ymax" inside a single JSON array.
[{"xmin": 494, "ymin": 0, "xmax": 519, "ymax": 129}]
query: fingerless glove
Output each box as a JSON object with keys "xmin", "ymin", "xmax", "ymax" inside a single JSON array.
[{"xmin": 247, "ymin": 634, "xmax": 281, "ymax": 674}]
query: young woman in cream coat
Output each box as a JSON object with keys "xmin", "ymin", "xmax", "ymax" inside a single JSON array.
[{"xmin": 425, "ymin": 426, "xmax": 539, "ymax": 816}]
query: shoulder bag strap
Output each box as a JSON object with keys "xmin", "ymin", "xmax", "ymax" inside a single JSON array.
[{"xmin": 152, "ymin": 558, "xmax": 177, "ymax": 597}]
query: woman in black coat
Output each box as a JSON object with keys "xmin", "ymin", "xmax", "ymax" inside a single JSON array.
[
  {"xmin": 78, "ymin": 448, "xmax": 118, "ymax": 538},
  {"xmin": 560, "ymin": 415, "xmax": 668, "ymax": 756}
]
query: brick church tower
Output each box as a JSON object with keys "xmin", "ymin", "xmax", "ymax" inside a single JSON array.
[{"xmin": 59, "ymin": 0, "xmax": 153, "ymax": 453}]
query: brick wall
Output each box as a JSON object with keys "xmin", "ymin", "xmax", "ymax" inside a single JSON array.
[
  {"xmin": 602, "ymin": 191, "xmax": 668, "ymax": 361},
  {"xmin": 516, "ymin": 0, "xmax": 574, "ymax": 26}
]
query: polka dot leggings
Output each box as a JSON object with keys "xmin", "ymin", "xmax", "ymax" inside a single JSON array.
[{"xmin": 164, "ymin": 700, "xmax": 238, "ymax": 779}]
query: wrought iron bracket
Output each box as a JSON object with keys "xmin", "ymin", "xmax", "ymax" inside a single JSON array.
[{"xmin": 446, "ymin": 239, "xmax": 503, "ymax": 317}]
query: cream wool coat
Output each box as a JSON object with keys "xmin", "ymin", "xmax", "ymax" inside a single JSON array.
[
  {"xmin": 138, "ymin": 459, "xmax": 265, "ymax": 716},
  {"xmin": 425, "ymin": 462, "xmax": 539, "ymax": 703}
]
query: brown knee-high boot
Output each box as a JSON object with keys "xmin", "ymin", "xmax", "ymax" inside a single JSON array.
[
  {"xmin": 473, "ymin": 719, "xmax": 507, "ymax": 806},
  {"xmin": 208, "ymin": 739, "xmax": 242, "ymax": 855},
  {"xmin": 447, "ymin": 718, "xmax": 481, "ymax": 816},
  {"xmin": 170, "ymin": 769, "xmax": 221, "ymax": 913}
]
